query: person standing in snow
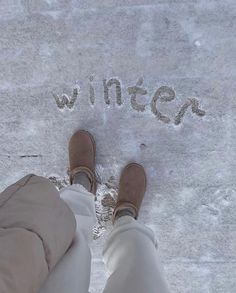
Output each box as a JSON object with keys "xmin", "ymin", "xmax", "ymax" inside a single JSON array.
[
  {"xmin": 0, "ymin": 129, "xmax": 170, "ymax": 293},
  {"xmin": 48, "ymin": 130, "xmax": 171, "ymax": 293}
]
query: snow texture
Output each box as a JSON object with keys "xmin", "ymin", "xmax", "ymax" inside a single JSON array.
[{"xmin": 0, "ymin": 0, "xmax": 236, "ymax": 292}]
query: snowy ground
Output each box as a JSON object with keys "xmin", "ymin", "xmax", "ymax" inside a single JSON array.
[{"xmin": 0, "ymin": 0, "xmax": 236, "ymax": 292}]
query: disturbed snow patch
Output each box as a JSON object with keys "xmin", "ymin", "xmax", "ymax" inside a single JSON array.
[{"xmin": 49, "ymin": 174, "xmax": 118, "ymax": 240}]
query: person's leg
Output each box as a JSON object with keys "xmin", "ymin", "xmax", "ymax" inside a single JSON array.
[
  {"xmin": 66, "ymin": 129, "xmax": 97, "ymax": 240},
  {"xmin": 40, "ymin": 184, "xmax": 96, "ymax": 293},
  {"xmin": 40, "ymin": 130, "xmax": 97, "ymax": 293},
  {"xmin": 102, "ymin": 163, "xmax": 170, "ymax": 293},
  {"xmin": 60, "ymin": 183, "xmax": 96, "ymax": 244}
]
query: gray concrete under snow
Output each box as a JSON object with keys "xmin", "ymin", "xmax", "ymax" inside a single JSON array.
[{"xmin": 0, "ymin": 0, "xmax": 236, "ymax": 292}]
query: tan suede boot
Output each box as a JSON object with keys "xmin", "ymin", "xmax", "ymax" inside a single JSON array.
[
  {"xmin": 68, "ymin": 130, "xmax": 97, "ymax": 194},
  {"xmin": 112, "ymin": 163, "xmax": 147, "ymax": 223}
]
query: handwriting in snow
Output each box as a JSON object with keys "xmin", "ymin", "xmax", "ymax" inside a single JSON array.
[{"xmin": 53, "ymin": 76, "xmax": 206, "ymax": 125}]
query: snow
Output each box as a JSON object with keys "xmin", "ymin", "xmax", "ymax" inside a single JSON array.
[{"xmin": 0, "ymin": 1, "xmax": 236, "ymax": 292}]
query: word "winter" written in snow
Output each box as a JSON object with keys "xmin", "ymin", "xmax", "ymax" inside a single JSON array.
[{"xmin": 53, "ymin": 76, "xmax": 206, "ymax": 125}]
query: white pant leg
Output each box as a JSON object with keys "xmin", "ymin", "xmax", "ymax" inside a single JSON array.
[
  {"xmin": 102, "ymin": 216, "xmax": 170, "ymax": 293},
  {"xmin": 60, "ymin": 184, "xmax": 96, "ymax": 242},
  {"xmin": 40, "ymin": 184, "xmax": 96, "ymax": 293}
]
